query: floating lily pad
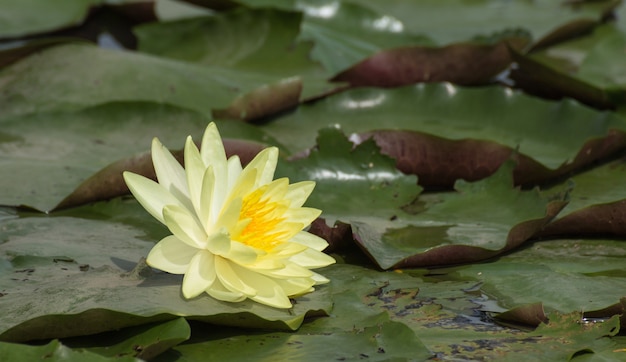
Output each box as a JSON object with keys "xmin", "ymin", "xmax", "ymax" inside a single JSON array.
[
  {"xmin": 0, "ymin": 200, "xmax": 331, "ymax": 342},
  {"xmin": 261, "ymin": 84, "xmax": 626, "ymax": 178}
]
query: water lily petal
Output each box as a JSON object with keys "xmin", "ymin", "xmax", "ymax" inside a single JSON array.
[
  {"xmin": 216, "ymin": 196, "xmax": 243, "ymax": 232},
  {"xmin": 146, "ymin": 235, "xmax": 197, "ymax": 274},
  {"xmin": 152, "ymin": 138, "xmax": 190, "ymax": 205},
  {"xmin": 260, "ymin": 178, "xmax": 289, "ymax": 202},
  {"xmin": 310, "ymin": 271, "xmax": 330, "ymax": 284},
  {"xmin": 259, "ymin": 262, "xmax": 313, "ymax": 279},
  {"xmin": 290, "ymin": 231, "xmax": 329, "ymax": 251},
  {"xmin": 184, "ymin": 136, "xmax": 206, "ymax": 218},
  {"xmin": 200, "ymin": 122, "xmax": 227, "ymax": 171},
  {"xmin": 123, "ymin": 172, "xmax": 185, "ymax": 224},
  {"xmin": 244, "ymin": 257, "xmax": 285, "ymax": 270},
  {"xmin": 230, "ymin": 263, "xmax": 293, "ymax": 309},
  {"xmin": 200, "ymin": 165, "xmax": 216, "ymax": 227},
  {"xmin": 285, "ymin": 181, "xmax": 316, "ymax": 208},
  {"xmin": 163, "ymin": 204, "xmax": 207, "ymax": 249},
  {"xmin": 200, "ymin": 123, "xmax": 228, "ymax": 214},
  {"xmin": 240, "ymin": 147, "xmax": 278, "ymax": 189},
  {"xmin": 215, "ymin": 257, "xmax": 257, "ymax": 297},
  {"xmin": 206, "ymin": 230, "xmax": 230, "ymax": 256},
  {"xmin": 289, "ymin": 248, "xmax": 336, "ymax": 269},
  {"xmin": 227, "ymin": 240, "xmax": 262, "ymax": 265},
  {"xmin": 284, "ymin": 208, "xmax": 322, "ymax": 227},
  {"xmin": 182, "ymin": 250, "xmax": 217, "ymax": 299},
  {"xmin": 256, "ymin": 147, "xmax": 279, "ymax": 186},
  {"xmin": 226, "ymin": 155, "xmax": 243, "ymax": 194},
  {"xmin": 226, "ymin": 167, "xmax": 257, "ymax": 207},
  {"xmin": 274, "ymin": 278, "xmax": 316, "ymax": 297},
  {"xmin": 206, "ymin": 278, "xmax": 246, "ymax": 303},
  {"xmin": 269, "ymin": 242, "xmax": 308, "ymax": 259}
]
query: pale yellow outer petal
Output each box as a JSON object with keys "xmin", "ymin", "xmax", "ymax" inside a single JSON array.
[
  {"xmin": 282, "ymin": 208, "xmax": 321, "ymax": 229},
  {"xmin": 206, "ymin": 230, "xmax": 230, "ymax": 256},
  {"xmin": 239, "ymin": 147, "xmax": 278, "ymax": 190},
  {"xmin": 310, "ymin": 271, "xmax": 330, "ymax": 285},
  {"xmin": 151, "ymin": 138, "xmax": 190, "ymax": 206},
  {"xmin": 226, "ymin": 155, "xmax": 243, "ymax": 193},
  {"xmin": 215, "ymin": 257, "xmax": 257, "ymax": 297},
  {"xmin": 268, "ymin": 242, "xmax": 308, "ymax": 259},
  {"xmin": 182, "ymin": 250, "xmax": 217, "ymax": 299},
  {"xmin": 229, "ymin": 262, "xmax": 293, "ymax": 309},
  {"xmin": 288, "ymin": 248, "xmax": 336, "ymax": 269},
  {"xmin": 184, "ymin": 136, "xmax": 206, "ymax": 220},
  {"xmin": 200, "ymin": 123, "xmax": 229, "ymax": 215},
  {"xmin": 206, "ymin": 278, "xmax": 246, "ymax": 303},
  {"xmin": 289, "ymin": 231, "xmax": 329, "ymax": 251},
  {"xmin": 146, "ymin": 235, "xmax": 197, "ymax": 274},
  {"xmin": 256, "ymin": 147, "xmax": 279, "ymax": 186},
  {"xmin": 163, "ymin": 205, "xmax": 207, "ymax": 249},
  {"xmin": 123, "ymin": 172, "xmax": 186, "ymax": 224},
  {"xmin": 200, "ymin": 123, "xmax": 227, "ymax": 171},
  {"xmin": 284, "ymin": 181, "xmax": 316, "ymax": 208},
  {"xmin": 274, "ymin": 278, "xmax": 316, "ymax": 297},
  {"xmin": 226, "ymin": 240, "xmax": 263, "ymax": 264},
  {"xmin": 257, "ymin": 262, "xmax": 313, "ymax": 279}
]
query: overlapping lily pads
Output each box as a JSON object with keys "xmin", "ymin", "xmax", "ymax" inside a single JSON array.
[
  {"xmin": 0, "ymin": 200, "xmax": 331, "ymax": 343},
  {"xmin": 3, "ymin": 0, "xmax": 626, "ymax": 360}
]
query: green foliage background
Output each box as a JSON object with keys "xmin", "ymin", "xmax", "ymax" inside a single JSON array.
[{"xmin": 2, "ymin": 0, "xmax": 626, "ymax": 360}]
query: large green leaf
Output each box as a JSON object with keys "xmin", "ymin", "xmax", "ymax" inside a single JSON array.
[
  {"xmin": 0, "ymin": 200, "xmax": 331, "ymax": 342},
  {"xmin": 0, "ymin": 340, "xmax": 138, "ymax": 362},
  {"xmin": 0, "ymin": 43, "xmax": 305, "ymax": 120},
  {"xmin": 347, "ymin": 0, "xmax": 618, "ymax": 45},
  {"xmin": 0, "ymin": 102, "xmax": 210, "ymax": 210},
  {"xmin": 0, "ymin": 0, "xmax": 101, "ymax": 39},
  {"xmin": 440, "ymin": 238, "xmax": 626, "ymax": 316},
  {"xmin": 278, "ymin": 129, "xmax": 564, "ymax": 268},
  {"xmin": 295, "ymin": 1, "xmax": 433, "ymax": 74},
  {"xmin": 261, "ymin": 84, "xmax": 626, "ymax": 180},
  {"xmin": 512, "ymin": 24, "xmax": 626, "ymax": 109},
  {"xmin": 538, "ymin": 159, "xmax": 626, "ymax": 237},
  {"xmin": 134, "ymin": 8, "xmax": 335, "ymax": 100},
  {"xmin": 68, "ymin": 318, "xmax": 191, "ymax": 360}
]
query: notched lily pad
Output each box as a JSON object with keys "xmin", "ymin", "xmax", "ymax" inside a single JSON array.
[
  {"xmin": 358, "ymin": 128, "xmax": 626, "ymax": 188},
  {"xmin": 539, "ymin": 159, "xmax": 626, "ymax": 238},
  {"xmin": 352, "ymin": 161, "xmax": 567, "ymax": 269}
]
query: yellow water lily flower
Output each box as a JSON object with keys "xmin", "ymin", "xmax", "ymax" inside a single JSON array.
[{"xmin": 123, "ymin": 122, "xmax": 335, "ymax": 308}]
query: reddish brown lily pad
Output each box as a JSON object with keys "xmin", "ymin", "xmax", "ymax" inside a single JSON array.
[
  {"xmin": 52, "ymin": 139, "xmax": 265, "ymax": 211},
  {"xmin": 332, "ymin": 38, "xmax": 529, "ymax": 87},
  {"xmin": 357, "ymin": 129, "xmax": 626, "ymax": 188}
]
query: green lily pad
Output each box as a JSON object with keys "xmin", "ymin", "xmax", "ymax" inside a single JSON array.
[
  {"xmin": 352, "ymin": 162, "xmax": 566, "ymax": 269},
  {"xmin": 0, "ymin": 339, "xmax": 138, "ymax": 362},
  {"xmin": 261, "ymin": 84, "xmax": 626, "ymax": 175},
  {"xmin": 68, "ymin": 318, "xmax": 191, "ymax": 360},
  {"xmin": 296, "ymin": 1, "xmax": 433, "ymax": 74},
  {"xmin": 512, "ymin": 24, "xmax": 626, "ymax": 109},
  {"xmin": 0, "ymin": 200, "xmax": 332, "ymax": 342},
  {"xmin": 0, "ymin": 0, "xmax": 101, "ymax": 39},
  {"xmin": 134, "ymin": 8, "xmax": 334, "ymax": 100},
  {"xmin": 443, "ymin": 238, "xmax": 626, "ymax": 316},
  {"xmin": 540, "ymin": 159, "xmax": 626, "ymax": 237},
  {"xmin": 276, "ymin": 127, "xmax": 420, "ymax": 221},
  {"xmin": 0, "ymin": 42, "xmax": 304, "ymax": 120},
  {"xmin": 278, "ymin": 129, "xmax": 565, "ymax": 269},
  {"xmin": 346, "ymin": 0, "xmax": 618, "ymax": 45},
  {"xmin": 0, "ymin": 102, "xmax": 209, "ymax": 211}
]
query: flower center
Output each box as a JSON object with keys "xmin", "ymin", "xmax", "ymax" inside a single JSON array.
[{"xmin": 237, "ymin": 186, "xmax": 286, "ymax": 252}]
